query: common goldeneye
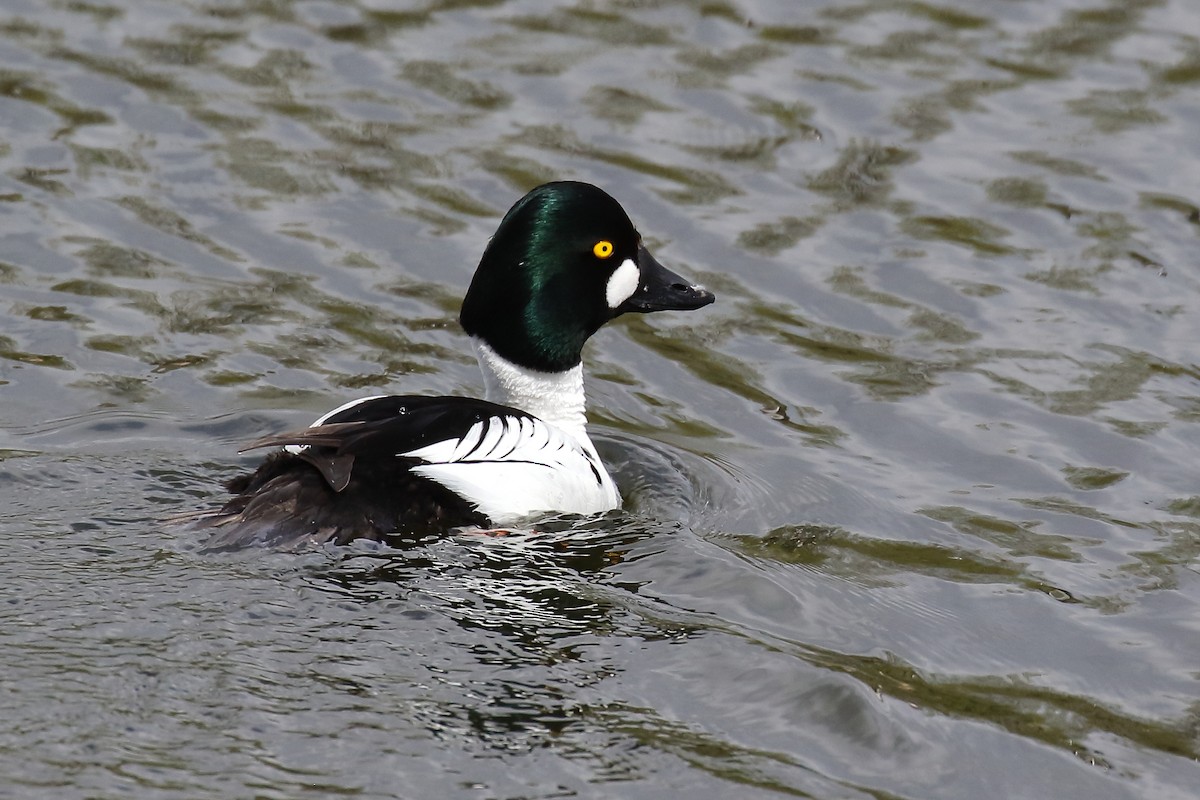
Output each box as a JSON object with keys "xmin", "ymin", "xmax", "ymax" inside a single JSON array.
[{"xmin": 199, "ymin": 181, "xmax": 715, "ymax": 549}]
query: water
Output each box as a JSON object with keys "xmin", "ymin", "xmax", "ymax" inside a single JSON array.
[{"xmin": 2, "ymin": 0, "xmax": 1198, "ymax": 797}]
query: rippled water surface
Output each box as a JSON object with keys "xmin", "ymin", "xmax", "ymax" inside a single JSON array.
[{"xmin": 2, "ymin": 0, "xmax": 1199, "ymax": 797}]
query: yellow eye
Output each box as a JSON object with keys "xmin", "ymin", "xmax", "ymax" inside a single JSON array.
[{"xmin": 593, "ymin": 240, "xmax": 614, "ymax": 259}]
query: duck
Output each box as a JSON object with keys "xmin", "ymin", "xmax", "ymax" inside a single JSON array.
[{"xmin": 197, "ymin": 181, "xmax": 715, "ymax": 550}]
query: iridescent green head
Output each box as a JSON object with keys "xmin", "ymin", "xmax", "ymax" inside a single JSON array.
[{"xmin": 460, "ymin": 181, "xmax": 715, "ymax": 373}]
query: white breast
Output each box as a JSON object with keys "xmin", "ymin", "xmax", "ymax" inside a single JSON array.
[{"xmin": 401, "ymin": 414, "xmax": 620, "ymax": 524}]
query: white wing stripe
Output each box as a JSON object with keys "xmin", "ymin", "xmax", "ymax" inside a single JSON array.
[
  {"xmin": 399, "ymin": 414, "xmax": 567, "ymax": 464},
  {"xmin": 397, "ymin": 412, "xmax": 620, "ymax": 523}
]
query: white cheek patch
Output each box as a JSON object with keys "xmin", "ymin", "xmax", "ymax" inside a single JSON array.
[{"xmin": 605, "ymin": 258, "xmax": 641, "ymax": 309}]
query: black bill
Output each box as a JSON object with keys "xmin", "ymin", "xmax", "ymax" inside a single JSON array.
[{"xmin": 618, "ymin": 245, "xmax": 716, "ymax": 314}]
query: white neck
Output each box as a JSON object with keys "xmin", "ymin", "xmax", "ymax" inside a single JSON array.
[{"xmin": 471, "ymin": 339, "xmax": 589, "ymax": 442}]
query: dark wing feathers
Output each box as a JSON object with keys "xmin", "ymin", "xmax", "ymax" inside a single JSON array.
[
  {"xmin": 242, "ymin": 421, "xmax": 369, "ymax": 453},
  {"xmin": 199, "ymin": 450, "xmax": 489, "ymax": 551},
  {"xmin": 194, "ymin": 395, "xmax": 526, "ymax": 550}
]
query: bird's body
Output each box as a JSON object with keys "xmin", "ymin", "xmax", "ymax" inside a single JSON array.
[{"xmin": 197, "ymin": 182, "xmax": 714, "ymax": 550}]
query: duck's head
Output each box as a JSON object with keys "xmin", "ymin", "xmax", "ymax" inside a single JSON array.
[{"xmin": 460, "ymin": 181, "xmax": 715, "ymax": 373}]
